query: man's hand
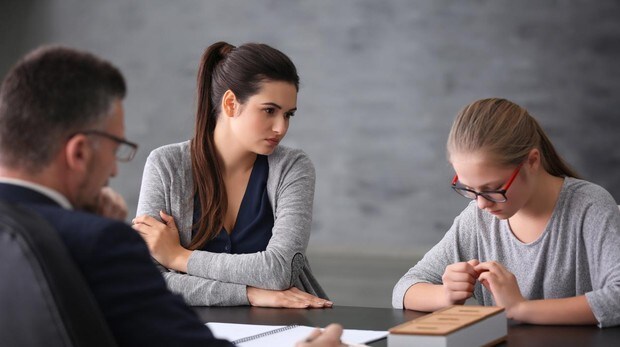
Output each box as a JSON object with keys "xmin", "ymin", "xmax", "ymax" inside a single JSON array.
[
  {"xmin": 295, "ymin": 324, "xmax": 345, "ymax": 347},
  {"xmin": 90, "ymin": 187, "xmax": 128, "ymax": 221}
]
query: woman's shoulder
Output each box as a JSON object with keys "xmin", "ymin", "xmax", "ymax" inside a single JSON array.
[
  {"xmin": 268, "ymin": 145, "xmax": 315, "ymax": 173},
  {"xmin": 143, "ymin": 141, "xmax": 192, "ymax": 182},
  {"xmin": 269, "ymin": 144, "xmax": 310, "ymax": 160},
  {"xmin": 146, "ymin": 140, "xmax": 191, "ymax": 166},
  {"xmin": 149, "ymin": 140, "xmax": 190, "ymax": 157}
]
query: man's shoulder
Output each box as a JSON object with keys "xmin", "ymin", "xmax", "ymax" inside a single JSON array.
[
  {"xmin": 33, "ymin": 204, "xmax": 124, "ymax": 229},
  {"xmin": 30, "ymin": 205, "xmax": 138, "ymax": 249}
]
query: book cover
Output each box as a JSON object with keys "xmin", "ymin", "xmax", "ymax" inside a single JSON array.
[{"xmin": 388, "ymin": 306, "xmax": 507, "ymax": 347}]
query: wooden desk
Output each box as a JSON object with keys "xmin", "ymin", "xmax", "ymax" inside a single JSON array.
[{"xmin": 194, "ymin": 305, "xmax": 620, "ymax": 346}]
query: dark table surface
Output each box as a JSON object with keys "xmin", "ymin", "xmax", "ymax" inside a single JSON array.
[{"xmin": 194, "ymin": 305, "xmax": 620, "ymax": 346}]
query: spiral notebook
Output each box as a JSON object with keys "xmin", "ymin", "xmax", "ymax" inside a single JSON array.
[{"xmin": 206, "ymin": 322, "xmax": 388, "ymax": 346}]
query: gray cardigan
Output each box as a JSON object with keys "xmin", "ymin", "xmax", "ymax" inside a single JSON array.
[{"xmin": 136, "ymin": 141, "xmax": 326, "ymax": 306}]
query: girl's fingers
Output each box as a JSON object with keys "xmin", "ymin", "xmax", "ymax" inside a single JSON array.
[
  {"xmin": 474, "ymin": 261, "xmax": 505, "ymax": 274},
  {"xmin": 446, "ymin": 272, "xmax": 477, "ymax": 284},
  {"xmin": 467, "ymin": 259, "xmax": 480, "ymax": 267},
  {"xmin": 449, "ymin": 262, "xmax": 480, "ymax": 278},
  {"xmin": 477, "ymin": 272, "xmax": 495, "ymax": 291}
]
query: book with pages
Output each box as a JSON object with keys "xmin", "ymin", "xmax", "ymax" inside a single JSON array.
[{"xmin": 388, "ymin": 305, "xmax": 507, "ymax": 347}]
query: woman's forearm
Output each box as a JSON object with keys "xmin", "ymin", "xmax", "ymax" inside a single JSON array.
[{"xmin": 187, "ymin": 249, "xmax": 300, "ymax": 289}]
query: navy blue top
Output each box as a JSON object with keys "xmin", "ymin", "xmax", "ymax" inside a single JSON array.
[{"xmin": 192, "ymin": 155, "xmax": 274, "ymax": 254}]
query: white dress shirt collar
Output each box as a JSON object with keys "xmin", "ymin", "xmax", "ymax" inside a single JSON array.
[{"xmin": 0, "ymin": 177, "xmax": 73, "ymax": 210}]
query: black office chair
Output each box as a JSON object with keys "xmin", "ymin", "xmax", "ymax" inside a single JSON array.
[{"xmin": 0, "ymin": 201, "xmax": 117, "ymax": 347}]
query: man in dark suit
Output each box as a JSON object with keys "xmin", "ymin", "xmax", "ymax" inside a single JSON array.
[
  {"xmin": 0, "ymin": 46, "xmax": 233, "ymax": 347},
  {"xmin": 0, "ymin": 46, "xmax": 342, "ymax": 347}
]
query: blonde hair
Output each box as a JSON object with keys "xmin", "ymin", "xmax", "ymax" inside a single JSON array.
[{"xmin": 447, "ymin": 98, "xmax": 579, "ymax": 178}]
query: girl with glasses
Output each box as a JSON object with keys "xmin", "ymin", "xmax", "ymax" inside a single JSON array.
[
  {"xmin": 393, "ymin": 98, "xmax": 620, "ymax": 327},
  {"xmin": 132, "ymin": 42, "xmax": 330, "ymax": 309}
]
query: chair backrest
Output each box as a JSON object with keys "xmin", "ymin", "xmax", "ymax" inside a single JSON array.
[{"xmin": 0, "ymin": 201, "xmax": 117, "ymax": 347}]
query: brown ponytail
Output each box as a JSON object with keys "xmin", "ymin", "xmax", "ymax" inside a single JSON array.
[
  {"xmin": 189, "ymin": 42, "xmax": 234, "ymax": 249},
  {"xmin": 189, "ymin": 41, "xmax": 299, "ymax": 249},
  {"xmin": 447, "ymin": 98, "xmax": 580, "ymax": 178}
]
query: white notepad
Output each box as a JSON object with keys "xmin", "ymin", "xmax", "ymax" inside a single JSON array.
[{"xmin": 206, "ymin": 322, "xmax": 388, "ymax": 346}]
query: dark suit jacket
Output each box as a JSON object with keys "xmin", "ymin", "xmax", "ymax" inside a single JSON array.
[{"xmin": 0, "ymin": 183, "xmax": 232, "ymax": 347}]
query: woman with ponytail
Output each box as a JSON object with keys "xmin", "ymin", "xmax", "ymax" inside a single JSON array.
[
  {"xmin": 133, "ymin": 42, "xmax": 330, "ymax": 308},
  {"xmin": 393, "ymin": 98, "xmax": 620, "ymax": 327}
]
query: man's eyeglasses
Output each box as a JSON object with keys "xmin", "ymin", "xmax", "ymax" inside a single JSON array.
[
  {"xmin": 451, "ymin": 162, "xmax": 523, "ymax": 203},
  {"xmin": 74, "ymin": 130, "xmax": 138, "ymax": 162}
]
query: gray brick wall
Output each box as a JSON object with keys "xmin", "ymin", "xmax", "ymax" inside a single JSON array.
[{"xmin": 2, "ymin": 0, "xmax": 619, "ymax": 258}]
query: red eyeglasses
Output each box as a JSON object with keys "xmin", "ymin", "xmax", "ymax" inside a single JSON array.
[{"xmin": 451, "ymin": 162, "xmax": 523, "ymax": 203}]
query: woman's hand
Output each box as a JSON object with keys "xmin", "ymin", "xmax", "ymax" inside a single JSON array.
[
  {"xmin": 246, "ymin": 287, "xmax": 334, "ymax": 309},
  {"xmin": 88, "ymin": 187, "xmax": 128, "ymax": 221},
  {"xmin": 296, "ymin": 324, "xmax": 345, "ymax": 347},
  {"xmin": 132, "ymin": 211, "xmax": 192, "ymax": 272},
  {"xmin": 441, "ymin": 259, "xmax": 480, "ymax": 306},
  {"xmin": 475, "ymin": 261, "xmax": 526, "ymax": 318}
]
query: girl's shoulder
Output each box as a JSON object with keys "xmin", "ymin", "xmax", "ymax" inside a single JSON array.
[
  {"xmin": 562, "ymin": 177, "xmax": 618, "ymax": 208},
  {"xmin": 557, "ymin": 177, "xmax": 619, "ymax": 227}
]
